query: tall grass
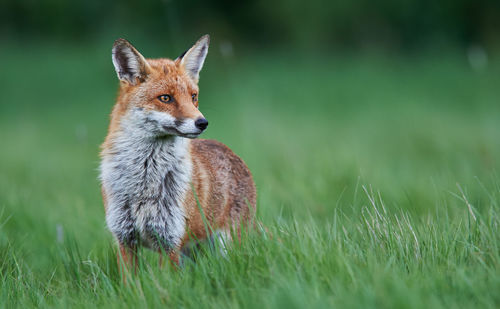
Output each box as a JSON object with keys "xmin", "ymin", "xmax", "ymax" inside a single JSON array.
[{"xmin": 1, "ymin": 183, "xmax": 498, "ymax": 308}]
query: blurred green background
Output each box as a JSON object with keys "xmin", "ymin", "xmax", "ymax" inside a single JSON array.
[
  {"xmin": 2, "ymin": 0, "xmax": 500, "ymax": 49},
  {"xmin": 1, "ymin": 1, "xmax": 500, "ymax": 307}
]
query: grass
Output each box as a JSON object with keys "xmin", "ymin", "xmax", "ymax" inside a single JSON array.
[{"xmin": 0, "ymin": 41, "xmax": 499, "ymax": 308}]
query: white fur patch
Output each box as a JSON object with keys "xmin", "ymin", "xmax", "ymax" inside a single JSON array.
[
  {"xmin": 177, "ymin": 118, "xmax": 199, "ymax": 135},
  {"xmin": 100, "ymin": 108, "xmax": 193, "ymax": 251},
  {"xmin": 213, "ymin": 229, "xmax": 231, "ymax": 257}
]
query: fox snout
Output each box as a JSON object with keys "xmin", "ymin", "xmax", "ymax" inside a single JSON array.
[
  {"xmin": 195, "ymin": 118, "xmax": 208, "ymax": 131},
  {"xmin": 158, "ymin": 115, "xmax": 208, "ymax": 139},
  {"xmin": 169, "ymin": 116, "xmax": 208, "ymax": 138},
  {"xmin": 135, "ymin": 109, "xmax": 206, "ymax": 139}
]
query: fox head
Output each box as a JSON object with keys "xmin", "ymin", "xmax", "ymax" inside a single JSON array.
[{"xmin": 111, "ymin": 35, "xmax": 210, "ymax": 139}]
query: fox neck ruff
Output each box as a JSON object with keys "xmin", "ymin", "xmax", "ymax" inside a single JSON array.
[{"xmin": 100, "ymin": 124, "xmax": 192, "ymax": 251}]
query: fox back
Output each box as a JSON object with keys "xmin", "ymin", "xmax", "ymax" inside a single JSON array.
[{"xmin": 99, "ymin": 35, "xmax": 256, "ymax": 265}]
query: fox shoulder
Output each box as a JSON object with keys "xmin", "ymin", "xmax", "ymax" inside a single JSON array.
[{"xmin": 190, "ymin": 139, "xmax": 256, "ymax": 205}]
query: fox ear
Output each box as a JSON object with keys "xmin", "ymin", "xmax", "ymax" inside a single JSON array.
[
  {"xmin": 177, "ymin": 35, "xmax": 210, "ymax": 82},
  {"xmin": 112, "ymin": 39, "xmax": 151, "ymax": 85}
]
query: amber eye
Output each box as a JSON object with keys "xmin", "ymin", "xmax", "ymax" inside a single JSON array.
[
  {"xmin": 192, "ymin": 94, "xmax": 198, "ymax": 102},
  {"xmin": 158, "ymin": 94, "xmax": 173, "ymax": 103}
]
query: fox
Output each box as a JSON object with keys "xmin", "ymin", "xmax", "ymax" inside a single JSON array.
[{"xmin": 99, "ymin": 35, "xmax": 256, "ymax": 271}]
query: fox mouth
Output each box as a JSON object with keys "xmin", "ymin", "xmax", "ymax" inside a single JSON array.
[
  {"xmin": 182, "ymin": 133, "xmax": 202, "ymax": 139},
  {"xmin": 162, "ymin": 126, "xmax": 202, "ymax": 139}
]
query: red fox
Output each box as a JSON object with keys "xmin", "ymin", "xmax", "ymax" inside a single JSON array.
[{"xmin": 99, "ymin": 35, "xmax": 256, "ymax": 270}]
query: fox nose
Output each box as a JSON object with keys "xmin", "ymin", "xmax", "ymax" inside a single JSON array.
[{"xmin": 195, "ymin": 118, "xmax": 208, "ymax": 131}]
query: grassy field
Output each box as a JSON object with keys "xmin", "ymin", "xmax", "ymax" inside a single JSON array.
[{"xmin": 0, "ymin": 42, "xmax": 499, "ymax": 308}]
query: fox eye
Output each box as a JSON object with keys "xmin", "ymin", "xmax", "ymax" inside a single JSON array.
[
  {"xmin": 158, "ymin": 94, "xmax": 173, "ymax": 103},
  {"xmin": 192, "ymin": 94, "xmax": 198, "ymax": 102}
]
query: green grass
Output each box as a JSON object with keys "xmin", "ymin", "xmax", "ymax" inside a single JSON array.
[{"xmin": 0, "ymin": 42, "xmax": 499, "ymax": 308}]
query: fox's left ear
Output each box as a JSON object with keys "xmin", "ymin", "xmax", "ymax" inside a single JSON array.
[{"xmin": 177, "ymin": 35, "xmax": 210, "ymax": 82}]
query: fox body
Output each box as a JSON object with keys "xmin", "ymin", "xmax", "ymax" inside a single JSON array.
[{"xmin": 99, "ymin": 35, "xmax": 256, "ymax": 267}]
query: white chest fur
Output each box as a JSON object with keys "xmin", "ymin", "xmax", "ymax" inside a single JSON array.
[{"xmin": 100, "ymin": 131, "xmax": 191, "ymax": 250}]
